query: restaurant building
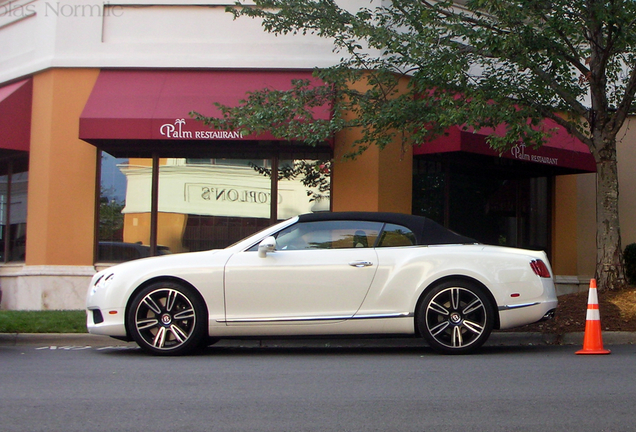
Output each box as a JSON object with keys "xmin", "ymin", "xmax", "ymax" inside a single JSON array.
[{"xmin": 0, "ymin": 0, "xmax": 632, "ymax": 310}]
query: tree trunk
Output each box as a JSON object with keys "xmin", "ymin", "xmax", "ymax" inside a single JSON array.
[{"xmin": 595, "ymin": 152, "xmax": 626, "ymax": 290}]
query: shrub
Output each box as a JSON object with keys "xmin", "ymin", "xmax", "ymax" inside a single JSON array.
[{"xmin": 623, "ymin": 243, "xmax": 636, "ymax": 285}]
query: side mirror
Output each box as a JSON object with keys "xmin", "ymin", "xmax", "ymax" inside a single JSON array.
[{"xmin": 257, "ymin": 236, "xmax": 276, "ymax": 258}]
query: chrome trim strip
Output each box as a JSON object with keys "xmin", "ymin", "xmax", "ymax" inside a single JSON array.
[
  {"xmin": 498, "ymin": 302, "xmax": 540, "ymax": 311},
  {"xmin": 218, "ymin": 311, "xmax": 413, "ymax": 324},
  {"xmin": 350, "ymin": 312, "xmax": 413, "ymax": 320}
]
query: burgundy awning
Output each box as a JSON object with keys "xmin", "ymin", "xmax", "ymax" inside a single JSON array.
[
  {"xmin": 0, "ymin": 79, "xmax": 32, "ymax": 152},
  {"xmin": 414, "ymin": 121, "xmax": 596, "ymax": 173},
  {"xmin": 79, "ymin": 69, "xmax": 331, "ymax": 143}
]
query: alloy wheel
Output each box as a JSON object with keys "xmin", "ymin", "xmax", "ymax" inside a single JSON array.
[
  {"xmin": 423, "ymin": 285, "xmax": 491, "ymax": 352},
  {"xmin": 132, "ymin": 287, "xmax": 198, "ymax": 352}
]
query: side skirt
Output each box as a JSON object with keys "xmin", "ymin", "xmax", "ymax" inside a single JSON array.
[{"xmin": 218, "ymin": 312, "xmax": 414, "ymax": 324}]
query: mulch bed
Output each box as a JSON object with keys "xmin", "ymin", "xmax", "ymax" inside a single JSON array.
[{"xmin": 505, "ymin": 286, "xmax": 636, "ymax": 334}]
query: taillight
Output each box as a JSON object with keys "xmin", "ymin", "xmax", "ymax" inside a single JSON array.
[{"xmin": 530, "ymin": 259, "xmax": 551, "ymax": 278}]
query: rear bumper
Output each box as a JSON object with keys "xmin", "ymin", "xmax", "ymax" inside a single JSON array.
[{"xmin": 498, "ymin": 299, "xmax": 558, "ymax": 329}]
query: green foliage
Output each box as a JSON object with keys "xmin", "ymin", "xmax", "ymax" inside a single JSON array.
[
  {"xmin": 250, "ymin": 160, "xmax": 331, "ymax": 202},
  {"xmin": 99, "ymin": 197, "xmax": 124, "ymax": 241},
  {"xmin": 192, "ymin": 0, "xmax": 636, "ymax": 158},
  {"xmin": 624, "ymin": 243, "xmax": 636, "ymax": 285},
  {"xmin": 0, "ymin": 310, "xmax": 87, "ymax": 333},
  {"xmin": 192, "ymin": 78, "xmax": 344, "ymax": 149}
]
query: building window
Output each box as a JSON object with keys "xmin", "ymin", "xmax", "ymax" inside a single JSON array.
[
  {"xmin": 413, "ymin": 156, "xmax": 551, "ymax": 252},
  {"xmin": 98, "ymin": 151, "xmax": 331, "ymax": 263},
  {"xmin": 0, "ymin": 158, "xmax": 28, "ymax": 262},
  {"xmin": 98, "ymin": 154, "xmax": 150, "ymax": 262}
]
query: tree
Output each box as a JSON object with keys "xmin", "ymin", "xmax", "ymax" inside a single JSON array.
[
  {"xmin": 250, "ymin": 160, "xmax": 332, "ymax": 203},
  {"xmin": 99, "ymin": 194, "xmax": 124, "ymax": 241},
  {"xmin": 193, "ymin": 0, "xmax": 636, "ymax": 290}
]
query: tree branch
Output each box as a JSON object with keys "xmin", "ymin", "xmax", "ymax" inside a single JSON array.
[{"xmin": 608, "ymin": 65, "xmax": 636, "ymax": 135}]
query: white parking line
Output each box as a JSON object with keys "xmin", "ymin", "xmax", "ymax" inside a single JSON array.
[{"xmin": 35, "ymin": 345, "xmax": 135, "ymax": 351}]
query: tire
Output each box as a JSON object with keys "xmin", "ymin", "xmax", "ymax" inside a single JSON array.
[
  {"xmin": 127, "ymin": 282, "xmax": 207, "ymax": 356},
  {"xmin": 417, "ymin": 280, "xmax": 494, "ymax": 355}
]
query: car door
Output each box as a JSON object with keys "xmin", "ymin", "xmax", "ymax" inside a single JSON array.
[{"xmin": 223, "ymin": 220, "xmax": 382, "ymax": 324}]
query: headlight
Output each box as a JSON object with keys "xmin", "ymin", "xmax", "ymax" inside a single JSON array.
[{"xmin": 92, "ymin": 273, "xmax": 114, "ymax": 294}]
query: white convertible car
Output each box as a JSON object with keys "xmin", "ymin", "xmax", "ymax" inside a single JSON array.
[{"xmin": 86, "ymin": 212, "xmax": 557, "ymax": 355}]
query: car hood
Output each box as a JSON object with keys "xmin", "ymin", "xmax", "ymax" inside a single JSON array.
[{"xmin": 94, "ymin": 248, "xmax": 225, "ymax": 279}]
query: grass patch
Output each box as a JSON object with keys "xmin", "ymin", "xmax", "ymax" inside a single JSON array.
[{"xmin": 0, "ymin": 310, "xmax": 87, "ymax": 333}]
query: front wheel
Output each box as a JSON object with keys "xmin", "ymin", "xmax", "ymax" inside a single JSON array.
[
  {"xmin": 127, "ymin": 282, "xmax": 207, "ymax": 356},
  {"xmin": 417, "ymin": 280, "xmax": 494, "ymax": 355}
]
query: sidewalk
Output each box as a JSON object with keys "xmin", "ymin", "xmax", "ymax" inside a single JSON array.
[{"xmin": 1, "ymin": 331, "xmax": 635, "ymax": 348}]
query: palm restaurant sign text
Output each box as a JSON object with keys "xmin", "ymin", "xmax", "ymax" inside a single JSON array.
[
  {"xmin": 510, "ymin": 144, "xmax": 558, "ymax": 166},
  {"xmin": 160, "ymin": 119, "xmax": 243, "ymax": 140}
]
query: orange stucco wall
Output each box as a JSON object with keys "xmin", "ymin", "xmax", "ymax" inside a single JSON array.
[
  {"xmin": 552, "ymin": 175, "xmax": 579, "ymax": 275},
  {"xmin": 332, "ymin": 131, "xmax": 380, "ymax": 211},
  {"xmin": 26, "ymin": 69, "xmax": 100, "ymax": 265},
  {"xmin": 576, "ymin": 173, "xmax": 597, "ymax": 277},
  {"xmin": 378, "ymin": 141, "xmax": 413, "ymax": 213},
  {"xmin": 331, "ymin": 75, "xmax": 413, "ymax": 214},
  {"xmin": 332, "ymin": 135, "xmax": 412, "ymax": 214}
]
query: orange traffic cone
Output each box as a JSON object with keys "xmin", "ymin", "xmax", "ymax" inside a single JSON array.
[{"xmin": 575, "ymin": 279, "xmax": 611, "ymax": 355}]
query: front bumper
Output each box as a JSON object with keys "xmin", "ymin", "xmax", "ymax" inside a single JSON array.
[{"xmin": 86, "ymin": 307, "xmax": 127, "ymax": 337}]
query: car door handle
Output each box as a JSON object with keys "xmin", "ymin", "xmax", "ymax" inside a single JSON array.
[{"xmin": 349, "ymin": 261, "xmax": 373, "ymax": 268}]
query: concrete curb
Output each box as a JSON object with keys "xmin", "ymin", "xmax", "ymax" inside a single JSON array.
[
  {"xmin": 1, "ymin": 331, "xmax": 635, "ymax": 348},
  {"xmin": 0, "ymin": 333, "xmax": 135, "ymax": 347}
]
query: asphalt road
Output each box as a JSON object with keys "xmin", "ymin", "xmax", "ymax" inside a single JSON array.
[{"xmin": 1, "ymin": 341, "xmax": 635, "ymax": 431}]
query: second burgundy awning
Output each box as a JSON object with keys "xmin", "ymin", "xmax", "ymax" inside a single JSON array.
[{"xmin": 415, "ymin": 121, "xmax": 596, "ymax": 173}]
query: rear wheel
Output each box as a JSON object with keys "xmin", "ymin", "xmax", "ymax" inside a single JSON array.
[
  {"xmin": 127, "ymin": 282, "xmax": 207, "ymax": 355},
  {"xmin": 417, "ymin": 280, "xmax": 494, "ymax": 354}
]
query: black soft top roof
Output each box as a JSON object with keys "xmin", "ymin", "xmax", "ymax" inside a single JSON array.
[{"xmin": 297, "ymin": 212, "xmax": 476, "ymax": 246}]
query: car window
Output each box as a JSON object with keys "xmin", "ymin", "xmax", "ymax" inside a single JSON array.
[
  {"xmin": 274, "ymin": 220, "xmax": 383, "ymax": 250},
  {"xmin": 377, "ymin": 224, "xmax": 417, "ymax": 247}
]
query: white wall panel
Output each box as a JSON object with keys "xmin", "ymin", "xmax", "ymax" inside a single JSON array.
[
  {"xmin": 0, "ymin": 0, "xmax": 366, "ymax": 83},
  {"xmin": 99, "ymin": 5, "xmax": 336, "ymax": 67},
  {"xmin": 0, "ymin": 0, "xmax": 55, "ymax": 82}
]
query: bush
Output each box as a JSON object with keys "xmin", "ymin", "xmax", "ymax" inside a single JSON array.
[{"xmin": 624, "ymin": 243, "xmax": 636, "ymax": 285}]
